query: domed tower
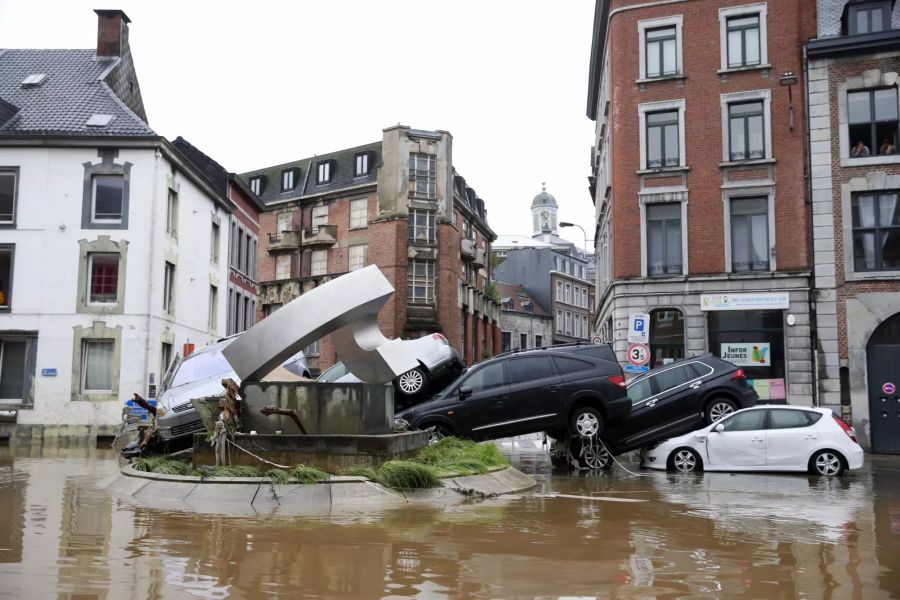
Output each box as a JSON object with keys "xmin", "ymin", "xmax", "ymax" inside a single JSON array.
[{"xmin": 531, "ymin": 183, "xmax": 558, "ymax": 238}]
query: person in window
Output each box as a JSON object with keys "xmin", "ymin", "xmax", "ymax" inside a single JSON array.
[
  {"xmin": 851, "ymin": 140, "xmax": 870, "ymax": 158},
  {"xmin": 879, "ymin": 138, "xmax": 896, "ymax": 155}
]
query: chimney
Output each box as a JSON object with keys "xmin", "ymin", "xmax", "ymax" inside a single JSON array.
[{"xmin": 94, "ymin": 9, "xmax": 131, "ymax": 58}]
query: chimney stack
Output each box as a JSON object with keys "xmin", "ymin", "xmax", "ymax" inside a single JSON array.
[{"xmin": 94, "ymin": 9, "xmax": 131, "ymax": 58}]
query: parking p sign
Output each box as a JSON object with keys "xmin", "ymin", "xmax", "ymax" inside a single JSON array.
[{"xmin": 628, "ymin": 313, "xmax": 650, "ymax": 344}]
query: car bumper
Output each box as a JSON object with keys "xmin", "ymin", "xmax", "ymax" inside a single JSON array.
[
  {"xmin": 156, "ymin": 405, "xmax": 206, "ymax": 441},
  {"xmin": 847, "ymin": 447, "xmax": 865, "ymax": 470},
  {"xmin": 639, "ymin": 445, "xmax": 669, "ymax": 470}
]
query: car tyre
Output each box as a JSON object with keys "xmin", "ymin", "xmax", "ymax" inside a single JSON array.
[
  {"xmin": 424, "ymin": 423, "xmax": 452, "ymax": 445},
  {"xmin": 570, "ymin": 406, "xmax": 604, "ymax": 438},
  {"xmin": 667, "ymin": 447, "xmax": 703, "ymax": 473},
  {"xmin": 704, "ymin": 398, "xmax": 738, "ymax": 425},
  {"xmin": 809, "ymin": 449, "xmax": 845, "ymax": 477},
  {"xmin": 395, "ymin": 366, "xmax": 429, "ymax": 397},
  {"xmin": 570, "ymin": 436, "xmax": 613, "ymax": 470}
]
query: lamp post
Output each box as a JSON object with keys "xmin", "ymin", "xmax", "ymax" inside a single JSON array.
[{"xmin": 559, "ymin": 221, "xmax": 589, "ymax": 258}]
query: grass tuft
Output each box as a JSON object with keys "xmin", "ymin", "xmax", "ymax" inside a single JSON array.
[
  {"xmin": 210, "ymin": 465, "xmax": 264, "ymax": 478},
  {"xmin": 288, "ymin": 465, "xmax": 329, "ymax": 484},
  {"xmin": 340, "ymin": 465, "xmax": 378, "ymax": 480},
  {"xmin": 266, "ymin": 468, "xmax": 293, "ymax": 485},
  {"xmin": 375, "ymin": 460, "xmax": 440, "ymax": 489},
  {"xmin": 132, "ymin": 456, "xmax": 193, "ymax": 475},
  {"xmin": 413, "ymin": 437, "xmax": 508, "ymax": 477}
]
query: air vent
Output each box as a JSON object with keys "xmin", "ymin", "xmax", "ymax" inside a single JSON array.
[
  {"xmin": 86, "ymin": 114, "xmax": 115, "ymax": 128},
  {"xmin": 21, "ymin": 73, "xmax": 47, "ymax": 87}
]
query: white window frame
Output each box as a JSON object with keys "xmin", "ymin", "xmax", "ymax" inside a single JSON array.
[
  {"xmin": 350, "ymin": 198, "xmax": 368, "ymax": 229},
  {"xmin": 311, "ymin": 250, "xmax": 327, "ymax": 276},
  {"xmin": 282, "ymin": 170, "xmax": 294, "ymax": 191},
  {"xmin": 722, "ymin": 187, "xmax": 776, "ymax": 272},
  {"xmin": 276, "ymin": 254, "xmax": 291, "ymax": 280},
  {"xmin": 355, "ymin": 153, "xmax": 369, "ymax": 176},
  {"xmin": 556, "ymin": 281, "xmax": 563, "ymax": 301},
  {"xmin": 277, "ymin": 211, "xmax": 292, "ymax": 233},
  {"xmin": 556, "ymin": 309, "xmax": 563, "ymax": 333},
  {"xmin": 166, "ymin": 189, "xmax": 178, "ymax": 236},
  {"xmin": 838, "ymin": 72, "xmax": 900, "ymax": 168},
  {"xmin": 582, "ymin": 288, "xmax": 588, "ymax": 308},
  {"xmin": 639, "ymin": 196, "xmax": 690, "ymax": 277},
  {"xmin": 565, "ymin": 283, "xmax": 571, "ymax": 304},
  {"xmin": 249, "ymin": 178, "xmax": 261, "ymax": 195},
  {"xmin": 210, "ymin": 220, "xmax": 220, "ymax": 263},
  {"xmin": 720, "ymin": 89, "xmax": 772, "ymax": 163},
  {"xmin": 407, "ymin": 259, "xmax": 435, "ymax": 304},
  {"xmin": 317, "ymin": 161, "xmax": 331, "ymax": 184},
  {"xmin": 638, "ymin": 99, "xmax": 687, "ymax": 170},
  {"xmin": 163, "ymin": 261, "xmax": 175, "ymax": 313},
  {"xmin": 209, "ymin": 285, "xmax": 218, "ymax": 330},
  {"xmin": 91, "ymin": 175, "xmax": 124, "ymax": 224},
  {"xmin": 349, "ymin": 244, "xmax": 367, "ymax": 272},
  {"xmin": 311, "ymin": 205, "xmax": 328, "ymax": 234},
  {"xmin": 86, "ymin": 253, "xmax": 119, "ymax": 306},
  {"xmin": 81, "ymin": 339, "xmax": 114, "ymax": 393},
  {"xmin": 718, "ymin": 3, "xmax": 768, "ymax": 73},
  {"xmin": 637, "ymin": 15, "xmax": 683, "ymax": 81}
]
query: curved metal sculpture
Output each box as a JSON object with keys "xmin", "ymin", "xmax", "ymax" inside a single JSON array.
[{"xmin": 222, "ymin": 265, "xmax": 419, "ymax": 383}]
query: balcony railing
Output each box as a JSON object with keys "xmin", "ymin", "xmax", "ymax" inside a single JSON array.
[
  {"xmin": 473, "ymin": 248, "xmax": 487, "ymax": 268},
  {"xmin": 460, "ymin": 237, "xmax": 476, "ymax": 260},
  {"xmin": 266, "ymin": 230, "xmax": 301, "ymax": 253},
  {"xmin": 301, "ymin": 224, "xmax": 338, "ymax": 248}
]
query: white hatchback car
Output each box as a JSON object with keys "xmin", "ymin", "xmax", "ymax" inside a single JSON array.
[{"xmin": 641, "ymin": 406, "xmax": 864, "ymax": 477}]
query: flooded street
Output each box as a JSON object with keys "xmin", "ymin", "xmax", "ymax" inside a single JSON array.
[{"xmin": 0, "ymin": 440, "xmax": 898, "ymax": 599}]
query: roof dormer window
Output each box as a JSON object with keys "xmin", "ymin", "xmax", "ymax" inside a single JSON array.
[
  {"xmin": 249, "ymin": 177, "xmax": 262, "ymax": 195},
  {"xmin": 317, "ymin": 161, "xmax": 332, "ymax": 184},
  {"xmin": 354, "ymin": 152, "xmax": 370, "ymax": 176},
  {"xmin": 281, "ymin": 169, "xmax": 295, "ymax": 191},
  {"xmin": 85, "ymin": 114, "xmax": 115, "ymax": 128},
  {"xmin": 848, "ymin": 1, "xmax": 892, "ymax": 35},
  {"xmin": 21, "ymin": 73, "xmax": 47, "ymax": 87}
]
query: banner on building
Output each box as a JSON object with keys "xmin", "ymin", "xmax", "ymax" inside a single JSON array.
[
  {"xmin": 701, "ymin": 293, "xmax": 789, "ymax": 311},
  {"xmin": 720, "ymin": 342, "xmax": 771, "ymax": 367}
]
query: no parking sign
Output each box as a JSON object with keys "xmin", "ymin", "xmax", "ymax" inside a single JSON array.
[{"xmin": 883, "ymin": 382, "xmax": 897, "ymax": 395}]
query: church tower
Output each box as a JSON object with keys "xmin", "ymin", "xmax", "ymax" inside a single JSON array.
[{"xmin": 531, "ymin": 184, "xmax": 558, "ymax": 239}]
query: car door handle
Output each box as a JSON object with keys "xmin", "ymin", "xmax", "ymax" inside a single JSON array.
[
  {"xmin": 548, "ymin": 386, "xmax": 558, "ymax": 393},
  {"xmin": 647, "ymin": 399, "xmax": 658, "ymax": 407},
  {"xmin": 689, "ymin": 381, "xmax": 701, "ymax": 389},
  {"xmin": 496, "ymin": 396, "xmax": 508, "ymax": 403},
  {"xmin": 803, "ymin": 435, "xmax": 818, "ymax": 440},
  {"xmin": 750, "ymin": 437, "xmax": 764, "ymax": 441}
]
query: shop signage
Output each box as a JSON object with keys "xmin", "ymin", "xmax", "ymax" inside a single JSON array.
[
  {"xmin": 701, "ymin": 292, "xmax": 789, "ymax": 311},
  {"xmin": 627, "ymin": 343, "xmax": 651, "ymax": 366},
  {"xmin": 883, "ymin": 382, "xmax": 897, "ymax": 395},
  {"xmin": 628, "ymin": 312, "xmax": 650, "ymax": 343},
  {"xmin": 720, "ymin": 343, "xmax": 771, "ymax": 367}
]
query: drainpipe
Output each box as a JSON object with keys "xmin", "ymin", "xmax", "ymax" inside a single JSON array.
[
  {"xmin": 803, "ymin": 44, "xmax": 819, "ymax": 407},
  {"xmin": 143, "ymin": 146, "xmax": 162, "ymax": 396}
]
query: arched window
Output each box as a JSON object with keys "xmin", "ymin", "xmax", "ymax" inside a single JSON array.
[{"xmin": 650, "ymin": 308, "xmax": 685, "ymax": 367}]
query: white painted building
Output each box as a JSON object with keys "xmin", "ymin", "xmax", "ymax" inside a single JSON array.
[{"xmin": 0, "ymin": 11, "xmax": 234, "ymax": 441}]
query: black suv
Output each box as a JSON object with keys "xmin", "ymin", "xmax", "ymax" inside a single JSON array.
[
  {"xmin": 603, "ymin": 354, "xmax": 759, "ymax": 455},
  {"xmin": 396, "ymin": 344, "xmax": 629, "ymax": 442}
]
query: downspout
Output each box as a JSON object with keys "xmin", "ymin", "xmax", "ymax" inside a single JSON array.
[
  {"xmin": 299, "ymin": 159, "xmax": 312, "ymax": 279},
  {"xmin": 803, "ymin": 43, "xmax": 819, "ymax": 407},
  {"xmin": 143, "ymin": 146, "xmax": 162, "ymax": 396}
]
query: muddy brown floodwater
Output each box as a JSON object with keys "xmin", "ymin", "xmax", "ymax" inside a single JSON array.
[{"xmin": 0, "ymin": 440, "xmax": 898, "ymax": 599}]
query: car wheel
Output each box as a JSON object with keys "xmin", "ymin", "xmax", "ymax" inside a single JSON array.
[
  {"xmin": 571, "ymin": 437, "xmax": 613, "ymax": 470},
  {"xmin": 395, "ymin": 367, "xmax": 429, "ymax": 396},
  {"xmin": 810, "ymin": 449, "xmax": 845, "ymax": 477},
  {"xmin": 424, "ymin": 423, "xmax": 452, "ymax": 445},
  {"xmin": 668, "ymin": 447, "xmax": 702, "ymax": 473},
  {"xmin": 705, "ymin": 398, "xmax": 738, "ymax": 424},
  {"xmin": 570, "ymin": 406, "xmax": 604, "ymax": 438}
]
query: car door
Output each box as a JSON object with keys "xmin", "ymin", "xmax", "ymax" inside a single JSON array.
[
  {"xmin": 764, "ymin": 409, "xmax": 820, "ymax": 468},
  {"xmin": 613, "ymin": 364, "xmax": 704, "ymax": 450},
  {"xmin": 506, "ymin": 355, "xmax": 564, "ymax": 433},
  {"xmin": 705, "ymin": 409, "xmax": 767, "ymax": 467},
  {"xmin": 448, "ymin": 361, "xmax": 510, "ymax": 439}
]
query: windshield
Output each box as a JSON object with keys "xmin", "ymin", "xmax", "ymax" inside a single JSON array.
[
  {"xmin": 318, "ymin": 361, "xmax": 350, "ymax": 382},
  {"xmin": 431, "ymin": 367, "xmax": 470, "ymax": 401},
  {"xmin": 170, "ymin": 347, "xmax": 234, "ymax": 388}
]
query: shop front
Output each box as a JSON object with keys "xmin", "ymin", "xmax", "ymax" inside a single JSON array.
[{"xmin": 701, "ymin": 292, "xmax": 789, "ymax": 403}]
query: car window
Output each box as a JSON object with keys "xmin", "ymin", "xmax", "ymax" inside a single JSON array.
[
  {"xmin": 688, "ymin": 361, "xmax": 714, "ymax": 377},
  {"xmin": 461, "ymin": 362, "xmax": 506, "ymax": 393},
  {"xmin": 654, "ymin": 365, "xmax": 694, "ymax": 393},
  {"xmin": 508, "ymin": 357, "xmax": 555, "ymax": 384},
  {"xmin": 721, "ymin": 410, "xmax": 766, "ymax": 432},
  {"xmin": 768, "ymin": 409, "xmax": 815, "ymax": 429},
  {"xmin": 627, "ymin": 377, "xmax": 654, "ymax": 405},
  {"xmin": 317, "ymin": 361, "xmax": 349, "ymax": 382},
  {"xmin": 170, "ymin": 348, "xmax": 234, "ymax": 388},
  {"xmin": 552, "ymin": 356, "xmax": 594, "ymax": 376}
]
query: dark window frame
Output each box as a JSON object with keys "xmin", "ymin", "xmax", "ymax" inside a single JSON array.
[
  {"xmin": 847, "ymin": 87, "xmax": 899, "ymax": 158},
  {"xmin": 645, "ymin": 25, "xmax": 677, "ymax": 78},
  {"xmin": 407, "ymin": 259, "xmax": 435, "ymax": 304},
  {"xmin": 81, "ymin": 152, "xmax": 132, "ymax": 230},
  {"xmin": 730, "ymin": 196, "xmax": 770, "ymax": 272},
  {"xmin": 316, "ymin": 161, "xmax": 332, "ymax": 185},
  {"xmin": 851, "ymin": 190, "xmax": 900, "ymax": 271},
  {"xmin": 0, "ymin": 244, "xmax": 12, "ymax": 312},
  {"xmin": 646, "ymin": 202, "xmax": 683, "ymax": 276},
  {"xmin": 409, "ymin": 153, "xmax": 437, "ymax": 199},
  {"xmin": 726, "ymin": 13, "xmax": 761, "ymax": 68},
  {"xmin": 354, "ymin": 152, "xmax": 371, "ymax": 177},
  {"xmin": 408, "ymin": 209, "xmax": 436, "ymax": 244},
  {"xmin": 848, "ymin": 1, "xmax": 892, "ymax": 35},
  {"xmin": 645, "ymin": 110, "xmax": 680, "ymax": 168},
  {"xmin": 728, "ymin": 100, "xmax": 766, "ymax": 161},
  {"xmin": 0, "ymin": 168, "xmax": 19, "ymax": 227}
]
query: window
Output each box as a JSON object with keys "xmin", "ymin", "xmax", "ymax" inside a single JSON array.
[
  {"xmin": 647, "ymin": 203, "xmax": 682, "ymax": 276},
  {"xmin": 0, "ymin": 169, "xmax": 17, "ymax": 225},
  {"xmin": 282, "ymin": 169, "xmax": 294, "ymax": 191},
  {"xmin": 708, "ymin": 310, "xmax": 785, "ymax": 401},
  {"xmin": 645, "ymin": 26, "xmax": 677, "ymax": 78},
  {"xmin": 851, "ymin": 191, "xmax": 900, "ymax": 271},
  {"xmin": 655, "ymin": 364, "xmax": 695, "ymax": 393},
  {"xmin": 0, "ymin": 246, "xmax": 11, "ymax": 309},
  {"xmin": 304, "ymin": 340, "xmax": 320, "ymax": 356},
  {"xmin": 460, "ymin": 362, "xmax": 506, "ymax": 392},
  {"xmin": 767, "ymin": 409, "xmax": 815, "ymax": 429},
  {"xmin": 508, "ymin": 357, "xmax": 556, "ymax": 384},
  {"xmin": 317, "ymin": 161, "xmax": 331, "ymax": 184},
  {"xmin": 407, "ymin": 260, "xmax": 435, "ymax": 304},
  {"xmin": 849, "ymin": 2, "xmax": 891, "ymax": 35},
  {"xmin": 650, "ymin": 309, "xmax": 684, "ymax": 367},
  {"xmin": 82, "ymin": 340, "xmax": 114, "ymax": 392},
  {"xmin": 92, "ymin": 175, "xmax": 124, "ymax": 223},
  {"xmin": 848, "ymin": 88, "xmax": 899, "ymax": 158},
  {"xmin": 208, "ymin": 285, "xmax": 218, "ymax": 330},
  {"xmin": 163, "ymin": 262, "xmax": 175, "ymax": 312},
  {"xmin": 721, "ymin": 409, "xmax": 766, "ymax": 432},
  {"xmin": 556, "ymin": 310, "xmax": 563, "ymax": 333},
  {"xmin": 627, "ymin": 377, "xmax": 655, "ymax": 405},
  {"xmin": 564, "ymin": 283, "xmax": 571, "ymax": 304},
  {"xmin": 408, "ymin": 209, "xmax": 436, "ymax": 243},
  {"xmin": 726, "ymin": 14, "xmax": 760, "ymax": 68},
  {"xmin": 166, "ymin": 189, "xmax": 178, "ymax": 236},
  {"xmin": 731, "ymin": 197, "xmax": 769, "ymax": 271},
  {"xmin": 409, "ymin": 153, "xmax": 437, "ymax": 199},
  {"xmin": 556, "ymin": 281, "xmax": 563, "ymax": 300},
  {"xmin": 311, "ymin": 250, "xmax": 327, "ymax": 276},
  {"xmin": 160, "ymin": 342, "xmax": 172, "ymax": 381},
  {"xmin": 565, "ymin": 311, "xmax": 571, "ymax": 335},
  {"xmin": 646, "ymin": 110, "xmax": 680, "ymax": 168},
  {"xmin": 355, "ymin": 153, "xmax": 370, "ymax": 176},
  {"xmin": 275, "ymin": 255, "xmax": 291, "ymax": 280},
  {"xmin": 311, "ymin": 205, "xmax": 328, "ymax": 234},
  {"xmin": 210, "ymin": 221, "xmax": 220, "ymax": 263},
  {"xmin": 535, "ymin": 335, "xmax": 543, "ymax": 348},
  {"xmin": 87, "ymin": 253, "xmax": 119, "ymax": 304},
  {"xmin": 277, "ymin": 212, "xmax": 292, "ymax": 233},
  {"xmin": 0, "ymin": 339, "xmax": 29, "ymax": 402},
  {"xmin": 349, "ymin": 244, "xmax": 367, "ymax": 272},
  {"xmin": 582, "ymin": 316, "xmax": 588, "ymax": 338},
  {"xmin": 582, "ymin": 289, "xmax": 588, "ymax": 309},
  {"xmin": 249, "ymin": 177, "xmax": 262, "ymax": 195},
  {"xmin": 350, "ymin": 199, "xmax": 368, "ymax": 229},
  {"xmin": 729, "ymin": 101, "xmax": 765, "ymax": 161},
  {"xmin": 264, "ymin": 303, "xmax": 282, "ymax": 317},
  {"xmin": 519, "ymin": 333, "xmax": 528, "ymax": 350},
  {"xmin": 501, "ymin": 332, "xmax": 511, "ymax": 352}
]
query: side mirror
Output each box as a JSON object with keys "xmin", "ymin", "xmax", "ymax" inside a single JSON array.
[
  {"xmin": 713, "ymin": 423, "xmax": 725, "ymax": 433},
  {"xmin": 458, "ymin": 387, "xmax": 473, "ymax": 400}
]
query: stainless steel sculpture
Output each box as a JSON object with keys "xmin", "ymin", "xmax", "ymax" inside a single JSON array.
[{"xmin": 222, "ymin": 265, "xmax": 419, "ymax": 383}]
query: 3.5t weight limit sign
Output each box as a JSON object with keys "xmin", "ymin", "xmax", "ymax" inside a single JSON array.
[{"xmin": 627, "ymin": 343, "xmax": 651, "ymax": 366}]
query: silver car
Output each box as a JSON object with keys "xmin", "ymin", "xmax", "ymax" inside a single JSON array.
[{"xmin": 155, "ymin": 336, "xmax": 309, "ymax": 444}]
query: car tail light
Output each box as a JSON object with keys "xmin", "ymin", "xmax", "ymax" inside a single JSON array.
[
  {"xmin": 608, "ymin": 375, "xmax": 627, "ymax": 388},
  {"xmin": 833, "ymin": 415, "xmax": 858, "ymax": 443},
  {"xmin": 432, "ymin": 333, "xmax": 448, "ymax": 345},
  {"xmin": 732, "ymin": 369, "xmax": 746, "ymax": 381}
]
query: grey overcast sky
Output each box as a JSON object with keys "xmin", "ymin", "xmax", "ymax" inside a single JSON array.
[{"xmin": 0, "ymin": 0, "xmax": 597, "ymax": 244}]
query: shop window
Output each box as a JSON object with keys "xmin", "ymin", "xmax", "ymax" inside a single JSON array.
[
  {"xmin": 851, "ymin": 191, "xmax": 900, "ymax": 271},
  {"xmin": 848, "ymin": 88, "xmax": 898, "ymax": 158},
  {"xmin": 650, "ymin": 309, "xmax": 684, "ymax": 367},
  {"xmin": 708, "ymin": 310, "xmax": 785, "ymax": 401}
]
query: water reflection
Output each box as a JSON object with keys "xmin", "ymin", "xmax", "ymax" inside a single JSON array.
[{"xmin": 0, "ymin": 447, "xmax": 897, "ymax": 599}]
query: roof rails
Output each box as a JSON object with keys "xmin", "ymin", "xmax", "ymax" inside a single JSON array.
[{"xmin": 491, "ymin": 340, "xmax": 599, "ymax": 360}]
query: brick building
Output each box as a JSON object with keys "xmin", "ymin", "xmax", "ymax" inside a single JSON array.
[
  {"xmin": 241, "ymin": 125, "xmax": 500, "ymax": 375},
  {"xmin": 587, "ymin": 0, "xmax": 817, "ymax": 403},
  {"xmin": 807, "ymin": 0, "xmax": 900, "ymax": 453},
  {"xmin": 497, "ymin": 283, "xmax": 554, "ymax": 352}
]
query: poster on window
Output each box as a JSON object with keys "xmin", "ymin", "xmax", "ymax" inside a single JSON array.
[{"xmin": 720, "ymin": 342, "xmax": 771, "ymax": 367}]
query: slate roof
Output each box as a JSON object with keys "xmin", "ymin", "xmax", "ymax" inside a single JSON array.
[
  {"xmin": 172, "ymin": 136, "xmax": 266, "ymax": 211},
  {"xmin": 240, "ymin": 141, "xmax": 382, "ymax": 206},
  {"xmin": 497, "ymin": 283, "xmax": 550, "ymax": 316},
  {"xmin": 0, "ymin": 48, "xmax": 155, "ymax": 137}
]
